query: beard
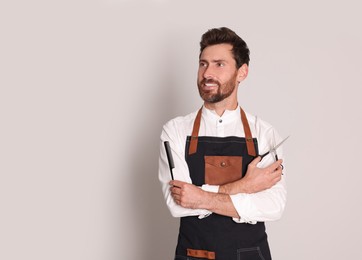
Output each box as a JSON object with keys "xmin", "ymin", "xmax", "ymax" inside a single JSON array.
[{"xmin": 197, "ymin": 76, "xmax": 237, "ymax": 103}]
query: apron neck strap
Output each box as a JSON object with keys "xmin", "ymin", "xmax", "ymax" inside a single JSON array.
[
  {"xmin": 188, "ymin": 107, "xmax": 202, "ymax": 155},
  {"xmin": 240, "ymin": 107, "xmax": 256, "ymax": 156},
  {"xmin": 188, "ymin": 106, "xmax": 256, "ymax": 156}
]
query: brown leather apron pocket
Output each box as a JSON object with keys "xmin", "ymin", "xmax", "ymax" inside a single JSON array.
[{"xmin": 204, "ymin": 155, "xmax": 242, "ymax": 185}]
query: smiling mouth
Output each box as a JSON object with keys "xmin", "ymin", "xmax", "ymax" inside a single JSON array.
[
  {"xmin": 205, "ymin": 83, "xmax": 218, "ymax": 87},
  {"xmin": 201, "ymin": 80, "xmax": 219, "ymax": 90},
  {"xmin": 201, "ymin": 84, "xmax": 217, "ymax": 92}
]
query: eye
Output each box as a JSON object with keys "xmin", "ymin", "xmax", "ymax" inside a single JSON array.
[
  {"xmin": 217, "ymin": 62, "xmax": 225, "ymax": 67},
  {"xmin": 199, "ymin": 62, "xmax": 207, "ymax": 67}
]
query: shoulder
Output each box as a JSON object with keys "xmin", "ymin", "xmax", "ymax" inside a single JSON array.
[
  {"xmin": 161, "ymin": 109, "xmax": 199, "ymax": 143},
  {"xmin": 161, "ymin": 110, "xmax": 199, "ymax": 152},
  {"xmin": 163, "ymin": 110, "xmax": 198, "ymax": 133}
]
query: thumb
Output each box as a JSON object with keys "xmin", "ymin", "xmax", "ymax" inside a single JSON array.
[
  {"xmin": 170, "ymin": 180, "xmax": 182, "ymax": 188},
  {"xmin": 249, "ymin": 156, "xmax": 261, "ymax": 167}
]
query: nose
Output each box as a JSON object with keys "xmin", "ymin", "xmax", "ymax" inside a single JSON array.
[{"xmin": 201, "ymin": 65, "xmax": 214, "ymax": 79}]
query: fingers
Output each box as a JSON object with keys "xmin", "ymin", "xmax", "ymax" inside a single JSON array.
[
  {"xmin": 169, "ymin": 181, "xmax": 194, "ymax": 207},
  {"xmin": 269, "ymin": 163, "xmax": 283, "ymax": 182},
  {"xmin": 170, "ymin": 185, "xmax": 181, "ymax": 194},
  {"xmin": 170, "ymin": 185, "xmax": 182, "ymax": 204},
  {"xmin": 267, "ymin": 159, "xmax": 283, "ymax": 171},
  {"xmin": 169, "ymin": 180, "xmax": 183, "ymax": 188},
  {"xmin": 169, "ymin": 181, "xmax": 185, "ymax": 198}
]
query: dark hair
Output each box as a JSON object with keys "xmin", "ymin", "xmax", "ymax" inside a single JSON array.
[{"xmin": 200, "ymin": 27, "xmax": 250, "ymax": 68}]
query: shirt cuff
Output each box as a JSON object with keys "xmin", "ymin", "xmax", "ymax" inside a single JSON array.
[
  {"xmin": 201, "ymin": 184, "xmax": 220, "ymax": 193},
  {"xmin": 197, "ymin": 185, "xmax": 219, "ymax": 219},
  {"xmin": 230, "ymin": 193, "xmax": 257, "ymax": 224},
  {"xmin": 198, "ymin": 211, "xmax": 212, "ymax": 219}
]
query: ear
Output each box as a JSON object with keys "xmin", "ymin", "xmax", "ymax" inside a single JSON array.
[{"xmin": 237, "ymin": 64, "xmax": 249, "ymax": 82}]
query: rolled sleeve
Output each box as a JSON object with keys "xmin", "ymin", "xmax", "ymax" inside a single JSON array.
[
  {"xmin": 230, "ymin": 193, "xmax": 257, "ymax": 224},
  {"xmin": 229, "ymin": 175, "xmax": 287, "ymax": 224}
]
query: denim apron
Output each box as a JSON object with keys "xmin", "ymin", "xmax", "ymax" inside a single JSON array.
[{"xmin": 174, "ymin": 107, "xmax": 272, "ymax": 260}]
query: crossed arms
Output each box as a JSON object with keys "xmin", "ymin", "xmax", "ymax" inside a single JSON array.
[
  {"xmin": 170, "ymin": 157, "xmax": 284, "ymax": 219},
  {"xmin": 158, "ymin": 120, "xmax": 287, "ymax": 224}
]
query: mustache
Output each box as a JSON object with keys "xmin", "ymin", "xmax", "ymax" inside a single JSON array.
[{"xmin": 200, "ymin": 79, "xmax": 220, "ymax": 86}]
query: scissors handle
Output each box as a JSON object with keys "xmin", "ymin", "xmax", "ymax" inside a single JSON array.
[
  {"xmin": 259, "ymin": 149, "xmax": 278, "ymax": 161},
  {"xmin": 259, "ymin": 150, "xmax": 272, "ymax": 160},
  {"xmin": 259, "ymin": 151, "xmax": 270, "ymax": 160}
]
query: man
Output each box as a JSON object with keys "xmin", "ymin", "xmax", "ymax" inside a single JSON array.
[{"xmin": 159, "ymin": 27, "xmax": 286, "ymax": 260}]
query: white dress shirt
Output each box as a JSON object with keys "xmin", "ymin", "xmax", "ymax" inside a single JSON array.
[{"xmin": 159, "ymin": 106, "xmax": 287, "ymax": 224}]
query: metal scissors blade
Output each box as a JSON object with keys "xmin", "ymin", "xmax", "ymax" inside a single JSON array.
[{"xmin": 260, "ymin": 135, "xmax": 290, "ymax": 159}]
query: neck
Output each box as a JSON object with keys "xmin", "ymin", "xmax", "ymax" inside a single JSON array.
[{"xmin": 204, "ymin": 98, "xmax": 238, "ymax": 117}]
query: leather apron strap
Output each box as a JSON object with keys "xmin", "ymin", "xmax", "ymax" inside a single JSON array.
[
  {"xmin": 240, "ymin": 106, "xmax": 256, "ymax": 156},
  {"xmin": 188, "ymin": 107, "xmax": 202, "ymax": 155},
  {"xmin": 188, "ymin": 106, "xmax": 256, "ymax": 156}
]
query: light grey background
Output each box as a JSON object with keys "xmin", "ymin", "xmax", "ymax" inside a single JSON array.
[{"xmin": 1, "ymin": 0, "xmax": 361, "ymax": 259}]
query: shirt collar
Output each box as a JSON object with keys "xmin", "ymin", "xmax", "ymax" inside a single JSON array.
[{"xmin": 202, "ymin": 105, "xmax": 240, "ymax": 123}]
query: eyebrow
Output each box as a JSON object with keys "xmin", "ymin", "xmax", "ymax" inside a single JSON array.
[{"xmin": 199, "ymin": 59, "xmax": 228, "ymax": 63}]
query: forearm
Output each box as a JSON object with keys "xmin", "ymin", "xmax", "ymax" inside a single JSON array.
[
  {"xmin": 170, "ymin": 180, "xmax": 239, "ymax": 218},
  {"xmin": 218, "ymin": 156, "xmax": 283, "ymax": 195},
  {"xmin": 169, "ymin": 177, "xmax": 286, "ymax": 222},
  {"xmin": 219, "ymin": 179, "xmax": 248, "ymax": 195},
  {"xmin": 199, "ymin": 191, "xmax": 240, "ymax": 218}
]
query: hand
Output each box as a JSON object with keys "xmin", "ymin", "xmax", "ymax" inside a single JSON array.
[
  {"xmin": 169, "ymin": 180, "xmax": 206, "ymax": 209},
  {"xmin": 220, "ymin": 157, "xmax": 283, "ymax": 194}
]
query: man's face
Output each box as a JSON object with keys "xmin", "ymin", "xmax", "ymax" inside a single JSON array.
[{"xmin": 197, "ymin": 44, "xmax": 246, "ymax": 104}]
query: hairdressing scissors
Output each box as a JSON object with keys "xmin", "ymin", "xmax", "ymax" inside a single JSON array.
[{"xmin": 259, "ymin": 135, "xmax": 290, "ymax": 160}]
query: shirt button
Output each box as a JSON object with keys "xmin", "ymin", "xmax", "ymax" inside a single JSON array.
[{"xmin": 219, "ymin": 119, "xmax": 222, "ymax": 123}]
